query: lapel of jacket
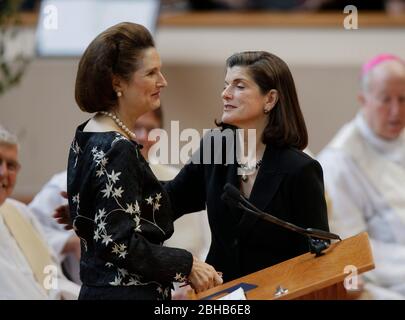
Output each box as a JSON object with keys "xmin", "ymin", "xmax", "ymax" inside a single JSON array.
[
  {"xmin": 223, "ymin": 161, "xmax": 242, "ymax": 225},
  {"xmin": 237, "ymin": 145, "xmax": 286, "ymax": 237}
]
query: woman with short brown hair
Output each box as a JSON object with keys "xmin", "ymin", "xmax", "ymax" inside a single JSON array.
[{"xmin": 68, "ymin": 22, "xmax": 222, "ymax": 300}]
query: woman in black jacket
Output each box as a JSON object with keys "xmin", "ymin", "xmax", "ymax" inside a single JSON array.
[{"xmin": 165, "ymin": 51, "xmax": 330, "ymax": 282}]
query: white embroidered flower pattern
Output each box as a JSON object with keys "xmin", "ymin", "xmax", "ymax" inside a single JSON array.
[
  {"xmin": 71, "ymin": 136, "xmax": 185, "ymax": 295},
  {"xmin": 101, "ymin": 234, "xmax": 113, "ymax": 246},
  {"xmin": 124, "ymin": 200, "xmax": 142, "ymax": 233},
  {"xmin": 101, "ymin": 183, "xmax": 113, "ymax": 198},
  {"xmin": 72, "ymin": 140, "xmax": 170, "ymax": 288},
  {"xmin": 71, "ymin": 140, "xmax": 82, "ymax": 168},
  {"xmin": 112, "ymin": 186, "xmax": 124, "ymax": 198},
  {"xmin": 156, "ymin": 286, "xmax": 170, "ymax": 300},
  {"xmin": 174, "ymin": 273, "xmax": 188, "ymax": 283},
  {"xmin": 145, "ymin": 192, "xmax": 165, "ymax": 234},
  {"xmin": 93, "ymin": 229, "xmax": 101, "ymax": 241},
  {"xmin": 145, "ymin": 196, "xmax": 153, "ymax": 205},
  {"xmin": 111, "ymin": 133, "xmax": 127, "ymax": 145},
  {"xmin": 106, "ymin": 261, "xmax": 165, "ymax": 293},
  {"xmin": 72, "ymin": 193, "xmax": 80, "ymax": 204},
  {"xmin": 96, "ymin": 169, "xmax": 104, "ymax": 177},
  {"xmin": 112, "ymin": 243, "xmax": 128, "ymax": 259},
  {"xmin": 108, "ymin": 170, "xmax": 121, "ymax": 184}
]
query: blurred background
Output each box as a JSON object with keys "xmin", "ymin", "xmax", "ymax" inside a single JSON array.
[{"xmin": 1, "ymin": 0, "xmax": 405, "ymax": 200}]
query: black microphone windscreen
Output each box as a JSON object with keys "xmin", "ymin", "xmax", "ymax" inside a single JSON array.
[
  {"xmin": 224, "ymin": 183, "xmax": 242, "ymax": 200},
  {"xmin": 221, "ymin": 192, "xmax": 240, "ymax": 209}
]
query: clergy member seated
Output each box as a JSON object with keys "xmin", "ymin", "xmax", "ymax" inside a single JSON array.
[
  {"xmin": 0, "ymin": 125, "xmax": 79, "ymax": 299},
  {"xmin": 318, "ymin": 54, "xmax": 405, "ymax": 299}
]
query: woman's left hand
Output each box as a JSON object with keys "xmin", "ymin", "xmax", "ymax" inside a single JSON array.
[{"xmin": 53, "ymin": 191, "xmax": 73, "ymax": 230}]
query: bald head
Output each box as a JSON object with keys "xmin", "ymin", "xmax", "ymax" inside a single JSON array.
[
  {"xmin": 359, "ymin": 59, "xmax": 405, "ymax": 140},
  {"xmin": 362, "ymin": 59, "xmax": 405, "ymax": 93}
]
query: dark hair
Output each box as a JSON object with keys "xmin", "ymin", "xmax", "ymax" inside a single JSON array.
[
  {"xmin": 224, "ymin": 51, "xmax": 308, "ymax": 150},
  {"xmin": 75, "ymin": 22, "xmax": 155, "ymax": 113}
]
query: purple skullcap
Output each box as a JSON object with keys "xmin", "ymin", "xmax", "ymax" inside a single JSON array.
[{"xmin": 361, "ymin": 53, "xmax": 405, "ymax": 77}]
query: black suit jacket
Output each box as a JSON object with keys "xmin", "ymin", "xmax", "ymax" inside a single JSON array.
[{"xmin": 166, "ymin": 133, "xmax": 329, "ymax": 282}]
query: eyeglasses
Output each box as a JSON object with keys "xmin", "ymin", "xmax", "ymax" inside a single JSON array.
[{"xmin": 0, "ymin": 156, "xmax": 21, "ymax": 173}]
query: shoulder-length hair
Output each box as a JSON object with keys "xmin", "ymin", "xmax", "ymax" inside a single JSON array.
[{"xmin": 222, "ymin": 51, "xmax": 308, "ymax": 150}]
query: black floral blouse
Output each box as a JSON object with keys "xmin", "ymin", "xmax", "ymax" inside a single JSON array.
[{"xmin": 67, "ymin": 121, "xmax": 192, "ymax": 300}]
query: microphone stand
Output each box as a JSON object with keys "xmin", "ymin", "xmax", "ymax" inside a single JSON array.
[{"xmin": 222, "ymin": 183, "xmax": 341, "ymax": 257}]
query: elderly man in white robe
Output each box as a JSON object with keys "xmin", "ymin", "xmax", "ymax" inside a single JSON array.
[
  {"xmin": 318, "ymin": 54, "xmax": 405, "ymax": 299},
  {"xmin": 0, "ymin": 125, "xmax": 79, "ymax": 299}
]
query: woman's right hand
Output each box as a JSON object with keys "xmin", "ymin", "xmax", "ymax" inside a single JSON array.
[{"xmin": 187, "ymin": 256, "xmax": 223, "ymax": 294}]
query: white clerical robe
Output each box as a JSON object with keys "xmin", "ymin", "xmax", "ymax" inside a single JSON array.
[
  {"xmin": 29, "ymin": 171, "xmax": 80, "ymax": 284},
  {"xmin": 0, "ymin": 198, "xmax": 79, "ymax": 299},
  {"xmin": 318, "ymin": 112, "xmax": 405, "ymax": 299}
]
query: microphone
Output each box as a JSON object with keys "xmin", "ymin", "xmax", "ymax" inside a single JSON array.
[{"xmin": 222, "ymin": 183, "xmax": 341, "ymax": 256}]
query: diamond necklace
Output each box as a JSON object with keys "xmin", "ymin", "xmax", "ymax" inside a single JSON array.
[{"xmin": 239, "ymin": 159, "xmax": 263, "ymax": 182}]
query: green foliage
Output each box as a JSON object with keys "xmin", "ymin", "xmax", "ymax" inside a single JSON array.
[{"xmin": 0, "ymin": 0, "xmax": 30, "ymax": 96}]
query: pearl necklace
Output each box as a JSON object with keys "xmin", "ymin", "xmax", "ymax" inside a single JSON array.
[
  {"xmin": 100, "ymin": 111, "xmax": 137, "ymax": 140},
  {"xmin": 239, "ymin": 159, "xmax": 263, "ymax": 182}
]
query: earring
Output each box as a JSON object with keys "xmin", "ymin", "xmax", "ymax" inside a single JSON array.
[
  {"xmin": 116, "ymin": 91, "xmax": 122, "ymax": 97},
  {"xmin": 264, "ymin": 108, "xmax": 270, "ymax": 114}
]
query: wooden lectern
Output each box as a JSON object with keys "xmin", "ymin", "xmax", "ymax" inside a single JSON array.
[{"xmin": 192, "ymin": 232, "xmax": 374, "ymax": 300}]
